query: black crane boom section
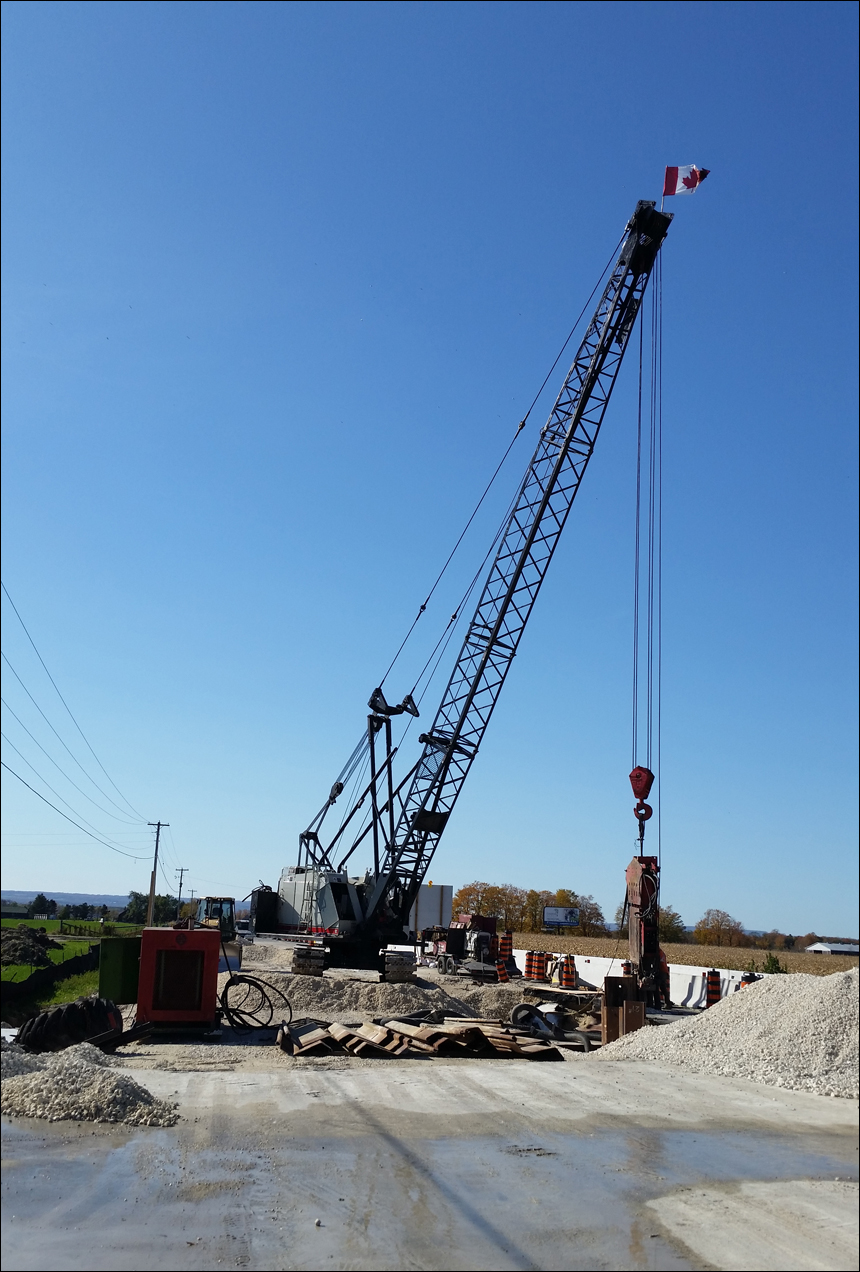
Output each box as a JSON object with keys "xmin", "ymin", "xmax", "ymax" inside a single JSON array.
[{"xmin": 363, "ymin": 200, "xmax": 672, "ymax": 927}]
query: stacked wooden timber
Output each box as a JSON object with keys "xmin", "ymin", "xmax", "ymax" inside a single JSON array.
[
  {"xmin": 292, "ymin": 946, "xmax": 326, "ymax": 977},
  {"xmin": 275, "ymin": 1015, "xmax": 591, "ymax": 1059}
]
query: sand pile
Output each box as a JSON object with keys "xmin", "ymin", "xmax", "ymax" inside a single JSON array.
[
  {"xmin": 280, "ymin": 973, "xmax": 525, "ymax": 1023},
  {"xmin": 597, "ymin": 967, "xmax": 858, "ymax": 1098},
  {"xmin": 241, "ymin": 942, "xmax": 295, "ymax": 971},
  {"xmin": 1, "ymin": 1041, "xmax": 179, "ymax": 1125}
]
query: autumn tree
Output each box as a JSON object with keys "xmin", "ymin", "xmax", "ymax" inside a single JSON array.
[
  {"xmin": 574, "ymin": 894, "xmax": 607, "ymax": 936},
  {"xmin": 520, "ymin": 890, "xmax": 551, "ymax": 932},
  {"xmin": 693, "ymin": 909, "xmax": 745, "ymax": 947},
  {"xmin": 658, "ymin": 905, "xmax": 687, "ymax": 943},
  {"xmin": 450, "ymin": 882, "xmax": 495, "ymax": 918}
]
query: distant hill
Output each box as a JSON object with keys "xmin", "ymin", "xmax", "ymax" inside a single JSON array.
[{"xmin": 1, "ymin": 890, "xmax": 131, "ymax": 909}]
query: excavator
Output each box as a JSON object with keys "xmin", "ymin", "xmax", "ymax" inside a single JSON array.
[{"xmin": 252, "ymin": 200, "xmax": 673, "ymax": 971}]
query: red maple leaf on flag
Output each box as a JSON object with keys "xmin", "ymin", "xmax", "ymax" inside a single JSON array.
[{"xmin": 681, "ymin": 168, "xmax": 701, "ymax": 190}]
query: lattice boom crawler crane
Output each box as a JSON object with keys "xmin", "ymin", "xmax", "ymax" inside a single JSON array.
[{"xmin": 253, "ymin": 201, "xmax": 673, "ymax": 967}]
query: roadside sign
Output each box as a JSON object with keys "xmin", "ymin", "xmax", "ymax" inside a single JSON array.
[{"xmin": 543, "ymin": 906, "xmax": 580, "ymax": 928}]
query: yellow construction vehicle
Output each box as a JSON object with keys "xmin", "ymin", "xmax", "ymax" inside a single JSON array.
[{"xmin": 194, "ymin": 896, "xmax": 236, "ymax": 941}]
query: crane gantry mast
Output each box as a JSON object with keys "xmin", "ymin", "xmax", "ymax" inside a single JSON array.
[{"xmin": 294, "ymin": 199, "xmax": 672, "ymax": 959}]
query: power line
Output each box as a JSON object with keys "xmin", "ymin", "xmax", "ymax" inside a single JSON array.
[
  {"xmin": 1, "ymin": 653, "xmax": 143, "ymax": 824},
  {"xmin": 1, "ymin": 697, "xmax": 141, "ymax": 825},
  {"xmin": 1, "ymin": 730, "xmax": 147, "ymax": 851},
  {"xmin": 1, "ymin": 761, "xmax": 150, "ymax": 860},
  {"xmin": 1, "ymin": 581, "xmax": 144, "ymax": 819}
]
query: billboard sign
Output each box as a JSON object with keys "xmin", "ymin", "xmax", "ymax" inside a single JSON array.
[{"xmin": 543, "ymin": 906, "xmax": 580, "ymax": 928}]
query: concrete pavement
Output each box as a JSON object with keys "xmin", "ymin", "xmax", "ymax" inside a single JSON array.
[{"xmin": 2, "ymin": 1058, "xmax": 858, "ymax": 1270}]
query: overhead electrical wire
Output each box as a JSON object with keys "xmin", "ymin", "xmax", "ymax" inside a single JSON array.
[
  {"xmin": 1, "ymin": 761, "xmax": 150, "ymax": 860},
  {"xmin": 0, "ymin": 730, "xmax": 149, "ymax": 853},
  {"xmin": 1, "ymin": 696, "xmax": 142, "ymax": 826},
  {"xmin": 1, "ymin": 653, "xmax": 143, "ymax": 824},
  {"xmin": 1, "ymin": 582, "xmax": 144, "ymax": 820}
]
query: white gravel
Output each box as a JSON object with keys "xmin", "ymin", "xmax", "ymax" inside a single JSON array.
[
  {"xmin": 597, "ymin": 967, "xmax": 859, "ymax": 1098},
  {"xmin": 1, "ymin": 1041, "xmax": 178, "ymax": 1126}
]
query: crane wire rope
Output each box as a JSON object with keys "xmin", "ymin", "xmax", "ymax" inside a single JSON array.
[
  {"xmin": 631, "ymin": 253, "xmax": 663, "ymax": 866},
  {"xmin": 337, "ymin": 451, "xmax": 535, "ymax": 855},
  {"xmin": 377, "ymin": 233, "xmax": 625, "ymax": 691},
  {"xmin": 1, "ymin": 761, "xmax": 150, "ymax": 860},
  {"xmin": 1, "ymin": 582, "xmax": 145, "ymax": 820}
]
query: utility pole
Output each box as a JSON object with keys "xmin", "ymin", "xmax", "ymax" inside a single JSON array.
[
  {"xmin": 146, "ymin": 821, "xmax": 169, "ymax": 927},
  {"xmin": 175, "ymin": 867, "xmax": 188, "ymax": 918}
]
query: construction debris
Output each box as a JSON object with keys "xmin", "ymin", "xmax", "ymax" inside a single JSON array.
[
  {"xmin": 1, "ymin": 1041, "xmax": 179, "ymax": 1125},
  {"xmin": 596, "ymin": 967, "xmax": 859, "ymax": 1099}
]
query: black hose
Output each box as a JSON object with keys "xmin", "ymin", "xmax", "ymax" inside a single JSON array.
[{"xmin": 219, "ymin": 939, "xmax": 292, "ymax": 1033}]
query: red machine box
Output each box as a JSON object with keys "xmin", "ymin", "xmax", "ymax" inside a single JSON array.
[{"xmin": 136, "ymin": 927, "xmax": 221, "ymax": 1026}]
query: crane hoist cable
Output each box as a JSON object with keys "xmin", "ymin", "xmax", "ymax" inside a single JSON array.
[{"xmin": 630, "ymin": 252, "xmax": 663, "ymax": 863}]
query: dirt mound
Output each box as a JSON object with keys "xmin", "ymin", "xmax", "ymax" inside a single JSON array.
[
  {"xmin": 1, "ymin": 924, "xmax": 62, "ymax": 967},
  {"xmin": 267, "ymin": 972, "xmax": 527, "ymax": 1024}
]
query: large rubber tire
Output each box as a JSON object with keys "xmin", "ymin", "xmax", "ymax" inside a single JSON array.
[
  {"xmin": 436, "ymin": 956, "xmax": 446, "ymax": 973},
  {"xmin": 17, "ymin": 996, "xmax": 121, "ymax": 1053},
  {"xmin": 445, "ymin": 956, "xmax": 457, "ymax": 976}
]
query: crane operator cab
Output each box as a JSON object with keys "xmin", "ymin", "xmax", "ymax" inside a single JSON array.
[{"xmin": 195, "ymin": 896, "xmax": 236, "ymax": 942}]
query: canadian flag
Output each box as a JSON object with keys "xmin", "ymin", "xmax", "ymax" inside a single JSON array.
[{"xmin": 663, "ymin": 165, "xmax": 710, "ymax": 196}]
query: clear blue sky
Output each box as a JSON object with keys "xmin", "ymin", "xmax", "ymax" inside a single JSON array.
[{"xmin": 2, "ymin": 1, "xmax": 857, "ymax": 936}]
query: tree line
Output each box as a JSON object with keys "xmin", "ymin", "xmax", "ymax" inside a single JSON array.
[
  {"xmin": 450, "ymin": 884, "xmax": 821, "ymax": 949},
  {"xmin": 16, "ymin": 893, "xmax": 111, "ymax": 922},
  {"xmin": 451, "ymin": 883, "xmax": 610, "ymax": 935}
]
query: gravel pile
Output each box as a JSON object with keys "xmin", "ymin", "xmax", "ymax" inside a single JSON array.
[
  {"xmin": 1, "ymin": 1041, "xmax": 179, "ymax": 1125},
  {"xmin": 1, "ymin": 1039, "xmax": 46, "ymax": 1079},
  {"xmin": 597, "ymin": 967, "xmax": 859, "ymax": 1098}
]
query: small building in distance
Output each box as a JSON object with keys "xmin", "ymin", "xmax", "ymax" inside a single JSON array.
[
  {"xmin": 804, "ymin": 941, "xmax": 859, "ymax": 955},
  {"xmin": 0, "ymin": 902, "xmax": 29, "ymax": 920}
]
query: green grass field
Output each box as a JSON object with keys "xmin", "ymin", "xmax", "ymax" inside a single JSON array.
[
  {"xmin": 36, "ymin": 970, "xmax": 100, "ymax": 1006},
  {"xmin": 1, "ymin": 940, "xmax": 92, "ymax": 982},
  {"xmin": 1, "ymin": 918, "xmax": 141, "ymax": 936},
  {"xmin": 1, "ymin": 918, "xmax": 64, "ymax": 932}
]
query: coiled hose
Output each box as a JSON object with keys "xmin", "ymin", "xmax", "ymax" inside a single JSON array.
[{"xmin": 218, "ymin": 941, "xmax": 293, "ymax": 1033}]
